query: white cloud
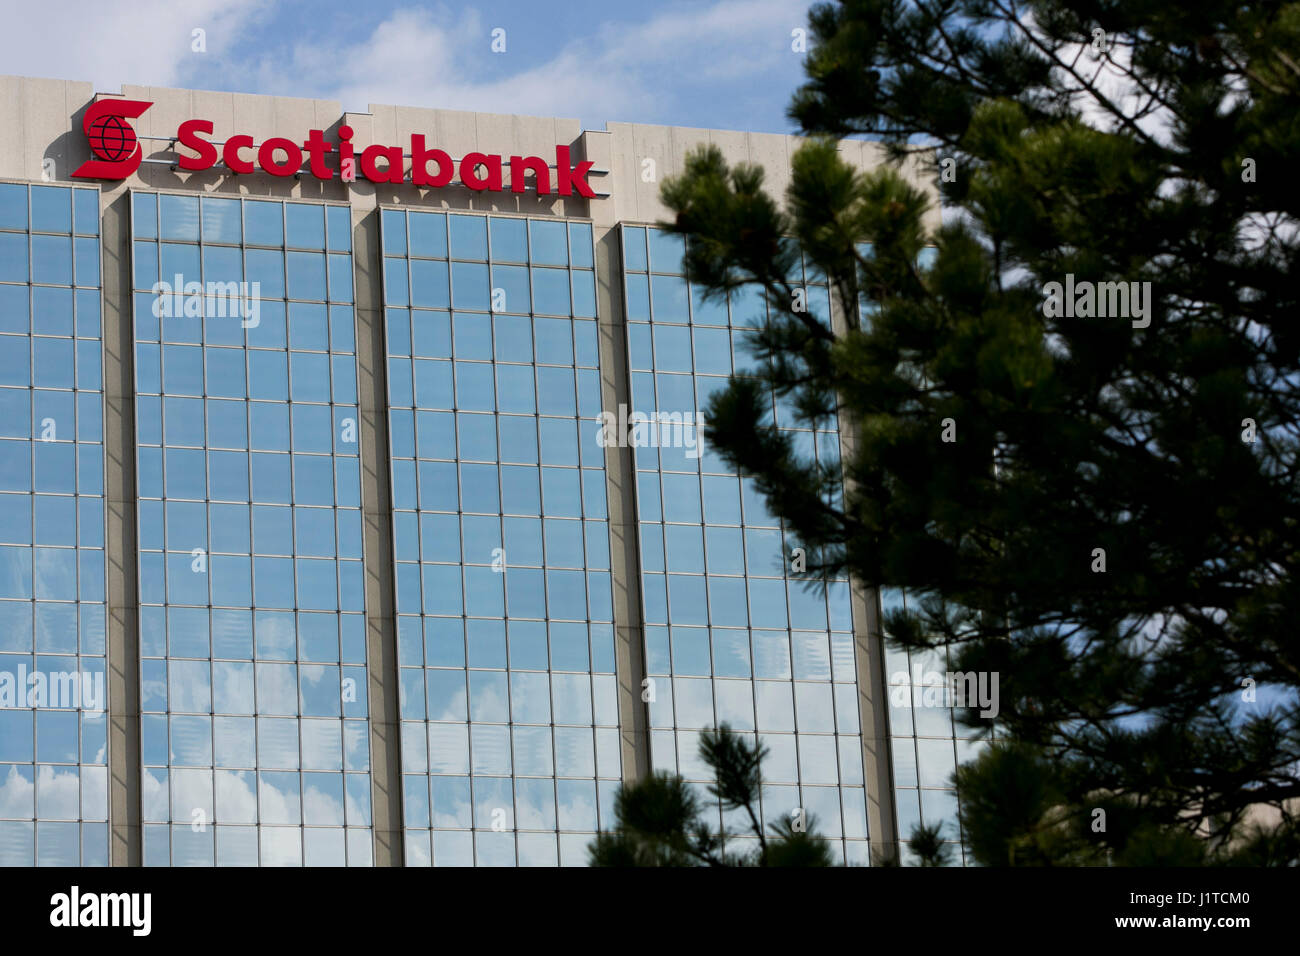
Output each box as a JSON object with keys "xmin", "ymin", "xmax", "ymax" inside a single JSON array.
[
  {"xmin": 215, "ymin": 769, "xmax": 258, "ymax": 823},
  {"xmin": 170, "ymin": 766, "xmax": 213, "ymax": 820},
  {"xmin": 1, "ymin": 0, "xmax": 809, "ymax": 128},
  {"xmin": 302, "ymin": 778, "xmax": 344, "ymax": 825},
  {"xmin": 250, "ymin": 0, "xmax": 808, "ymax": 125},
  {"xmin": 0, "ymin": 764, "xmax": 33, "ymax": 818},
  {"xmin": 1014, "ymin": 12, "xmax": 1178, "ymax": 149},
  {"xmin": 0, "ymin": 0, "xmax": 268, "ymax": 93},
  {"xmin": 36, "ymin": 765, "xmax": 81, "ymax": 819}
]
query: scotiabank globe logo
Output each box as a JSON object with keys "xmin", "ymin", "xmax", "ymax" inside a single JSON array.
[
  {"xmin": 72, "ymin": 99, "xmax": 153, "ymax": 179},
  {"xmin": 90, "ymin": 114, "xmax": 137, "ymax": 161}
]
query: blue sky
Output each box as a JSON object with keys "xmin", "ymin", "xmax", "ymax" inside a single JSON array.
[{"xmin": 0, "ymin": 0, "xmax": 817, "ymax": 133}]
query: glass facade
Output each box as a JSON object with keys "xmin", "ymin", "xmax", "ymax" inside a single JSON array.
[
  {"xmin": 883, "ymin": 587, "xmax": 983, "ymax": 865},
  {"xmin": 0, "ymin": 182, "xmax": 108, "ymax": 865},
  {"xmin": 131, "ymin": 193, "xmax": 372, "ymax": 865},
  {"xmin": 622, "ymin": 225, "xmax": 869, "ymax": 864},
  {"xmin": 382, "ymin": 210, "xmax": 620, "ymax": 867},
  {"xmin": 0, "ymin": 169, "xmax": 937, "ymax": 868}
]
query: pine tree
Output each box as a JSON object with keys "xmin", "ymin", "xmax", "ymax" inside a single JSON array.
[
  {"xmin": 658, "ymin": 0, "xmax": 1300, "ymax": 865},
  {"xmin": 588, "ymin": 725, "xmax": 838, "ymax": 866}
]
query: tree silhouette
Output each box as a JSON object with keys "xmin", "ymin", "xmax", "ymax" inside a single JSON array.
[
  {"xmin": 588, "ymin": 725, "xmax": 837, "ymax": 866},
  {"xmin": 657, "ymin": 0, "xmax": 1300, "ymax": 864}
]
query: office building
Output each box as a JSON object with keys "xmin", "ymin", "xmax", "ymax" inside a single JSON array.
[{"xmin": 0, "ymin": 74, "xmax": 966, "ymax": 866}]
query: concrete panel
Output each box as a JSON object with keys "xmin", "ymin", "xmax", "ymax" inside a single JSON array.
[
  {"xmin": 102, "ymin": 187, "xmax": 140, "ymax": 866},
  {"xmin": 434, "ymin": 108, "xmax": 479, "ymax": 166},
  {"xmin": 829, "ymin": 275, "xmax": 899, "ymax": 864},
  {"xmin": 230, "ymin": 88, "xmax": 278, "ymax": 145},
  {"xmin": 707, "ymin": 127, "xmax": 750, "ymax": 166},
  {"xmin": 634, "ymin": 124, "xmax": 674, "ymax": 225},
  {"xmin": 352, "ymin": 200, "xmax": 402, "ymax": 866},
  {"xmin": 25, "ymin": 77, "xmax": 78, "ymax": 184},
  {"xmin": 594, "ymin": 222, "xmax": 651, "ymax": 785},
  {"xmin": 190, "ymin": 89, "xmax": 237, "ymax": 145},
  {"xmin": 582, "ymin": 130, "xmax": 616, "ymax": 228},
  {"xmin": 0, "ymin": 77, "xmax": 27, "ymax": 178}
]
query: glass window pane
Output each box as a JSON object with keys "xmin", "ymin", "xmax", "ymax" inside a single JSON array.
[
  {"xmin": 450, "ymin": 262, "xmax": 488, "ymax": 311},
  {"xmin": 201, "ymin": 197, "xmax": 242, "ymax": 243},
  {"xmin": 531, "ymin": 268, "xmax": 570, "ymax": 315},
  {"xmin": 408, "ymin": 212, "xmax": 445, "ymax": 258},
  {"xmin": 448, "ymin": 214, "xmax": 487, "ymax": 260},
  {"xmin": 286, "ymin": 204, "xmax": 325, "ymax": 249},
  {"xmin": 0, "ymin": 183, "xmax": 29, "ymax": 230},
  {"xmin": 529, "ymin": 220, "xmax": 567, "ymax": 266},
  {"xmin": 489, "ymin": 217, "xmax": 527, "ymax": 262},
  {"xmin": 287, "ymin": 252, "xmax": 327, "ymax": 300},
  {"xmin": 244, "ymin": 201, "xmax": 284, "ymax": 246},
  {"xmin": 568, "ymin": 223, "xmax": 593, "ymax": 268},
  {"xmin": 31, "ymin": 185, "xmax": 72, "ymax": 233},
  {"xmin": 160, "ymin": 195, "xmax": 199, "ymax": 241},
  {"xmin": 648, "ymin": 229, "xmax": 685, "ymax": 273},
  {"xmin": 409, "ymin": 259, "xmax": 449, "ymax": 309}
]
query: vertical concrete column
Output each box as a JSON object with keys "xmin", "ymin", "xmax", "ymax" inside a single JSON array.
[
  {"xmin": 585, "ymin": 129, "xmax": 650, "ymax": 785},
  {"xmin": 593, "ymin": 225, "xmax": 651, "ymax": 785},
  {"xmin": 851, "ymin": 574, "xmax": 897, "ymax": 863},
  {"xmin": 830, "ymin": 288, "xmax": 898, "ymax": 865},
  {"xmin": 348, "ymin": 172, "xmax": 403, "ymax": 866},
  {"xmin": 102, "ymin": 185, "xmax": 141, "ymax": 866}
]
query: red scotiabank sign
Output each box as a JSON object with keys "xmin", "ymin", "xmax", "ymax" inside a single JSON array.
[{"xmin": 72, "ymin": 99, "xmax": 596, "ymax": 197}]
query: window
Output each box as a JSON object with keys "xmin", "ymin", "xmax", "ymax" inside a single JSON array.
[
  {"xmin": 622, "ymin": 223, "xmax": 864, "ymax": 864},
  {"xmin": 384, "ymin": 210, "xmax": 615, "ymax": 867},
  {"xmin": 0, "ymin": 182, "xmax": 107, "ymax": 866},
  {"xmin": 131, "ymin": 193, "xmax": 370, "ymax": 867}
]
